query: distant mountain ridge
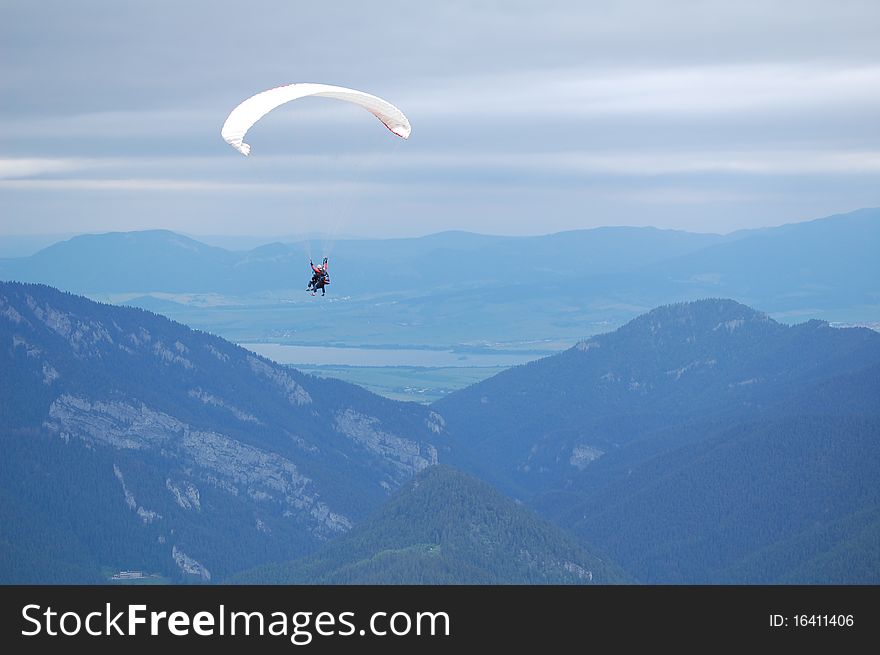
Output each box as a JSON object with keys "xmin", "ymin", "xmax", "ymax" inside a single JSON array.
[
  {"xmin": 0, "ymin": 224, "xmax": 723, "ymax": 295},
  {"xmin": 636, "ymin": 207, "xmax": 880, "ymax": 312},
  {"xmin": 1, "ymin": 209, "xmax": 875, "ymax": 300},
  {"xmin": 1, "ymin": 208, "xmax": 876, "ymax": 349}
]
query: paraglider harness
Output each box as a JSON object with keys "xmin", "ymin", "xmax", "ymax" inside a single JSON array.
[{"xmin": 308, "ymin": 258, "xmax": 330, "ymax": 295}]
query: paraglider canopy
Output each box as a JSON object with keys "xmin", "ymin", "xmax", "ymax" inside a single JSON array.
[{"xmin": 221, "ymin": 82, "xmax": 411, "ymax": 156}]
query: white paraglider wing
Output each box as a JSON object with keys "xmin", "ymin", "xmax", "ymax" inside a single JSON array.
[{"xmin": 221, "ymin": 83, "xmax": 411, "ymax": 156}]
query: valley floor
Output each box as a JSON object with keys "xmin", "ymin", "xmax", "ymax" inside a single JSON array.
[{"xmin": 289, "ymin": 364, "xmax": 510, "ymax": 403}]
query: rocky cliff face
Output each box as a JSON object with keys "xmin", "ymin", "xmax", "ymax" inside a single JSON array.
[{"xmin": 45, "ymin": 393, "xmax": 352, "ymax": 539}]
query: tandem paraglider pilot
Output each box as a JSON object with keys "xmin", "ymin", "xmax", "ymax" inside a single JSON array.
[{"xmin": 307, "ymin": 258, "xmax": 330, "ymax": 296}]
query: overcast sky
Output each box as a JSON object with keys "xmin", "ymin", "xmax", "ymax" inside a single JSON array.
[{"xmin": 2, "ymin": 0, "xmax": 879, "ymax": 244}]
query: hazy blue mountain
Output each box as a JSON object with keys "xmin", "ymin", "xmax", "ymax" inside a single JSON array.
[
  {"xmin": 633, "ymin": 207, "xmax": 880, "ymax": 314},
  {"xmin": 0, "ymin": 230, "xmax": 239, "ymax": 294},
  {"xmin": 0, "ymin": 225, "xmax": 722, "ymax": 296},
  {"xmin": 228, "ymin": 464, "xmax": 629, "ymax": 584},
  {"xmin": 0, "ymin": 281, "xmax": 445, "ymax": 583},
  {"xmin": 1, "ymin": 209, "xmax": 876, "ymax": 350},
  {"xmin": 434, "ymin": 299, "xmax": 880, "ymax": 583}
]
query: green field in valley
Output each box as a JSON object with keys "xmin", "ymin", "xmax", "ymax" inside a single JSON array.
[{"xmin": 292, "ymin": 365, "xmax": 509, "ymax": 403}]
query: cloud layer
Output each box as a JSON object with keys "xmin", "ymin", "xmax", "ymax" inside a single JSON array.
[{"xmin": 2, "ymin": 1, "xmax": 878, "ymax": 237}]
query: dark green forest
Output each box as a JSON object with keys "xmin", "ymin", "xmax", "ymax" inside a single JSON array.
[{"xmin": 229, "ymin": 465, "xmax": 630, "ymax": 584}]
